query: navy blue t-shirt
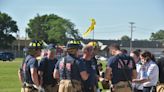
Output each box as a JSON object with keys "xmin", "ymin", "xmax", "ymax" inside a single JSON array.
[
  {"xmin": 22, "ymin": 55, "xmax": 38, "ymax": 84},
  {"xmin": 91, "ymin": 56, "xmax": 99, "ymax": 76},
  {"xmin": 55, "ymin": 55, "xmax": 87, "ymax": 81},
  {"xmin": 82, "ymin": 59, "xmax": 97, "ymax": 88},
  {"xmin": 38, "ymin": 57, "xmax": 58, "ymax": 85},
  {"xmin": 107, "ymin": 54, "xmax": 136, "ymax": 84}
]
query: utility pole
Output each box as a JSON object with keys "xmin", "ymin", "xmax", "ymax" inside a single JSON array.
[
  {"xmin": 92, "ymin": 30, "xmax": 94, "ymax": 41},
  {"xmin": 129, "ymin": 22, "xmax": 135, "ymax": 52}
]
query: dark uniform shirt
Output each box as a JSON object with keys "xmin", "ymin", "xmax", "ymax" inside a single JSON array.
[
  {"xmin": 38, "ymin": 57, "xmax": 58, "ymax": 85},
  {"xmin": 107, "ymin": 54, "xmax": 136, "ymax": 84},
  {"xmin": 82, "ymin": 59, "xmax": 97, "ymax": 91},
  {"xmin": 157, "ymin": 57, "xmax": 164, "ymax": 83},
  {"xmin": 22, "ymin": 55, "xmax": 38, "ymax": 84},
  {"xmin": 55, "ymin": 54, "xmax": 86, "ymax": 81},
  {"xmin": 91, "ymin": 56, "xmax": 99, "ymax": 76}
]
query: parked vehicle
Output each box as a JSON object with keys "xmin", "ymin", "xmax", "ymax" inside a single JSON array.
[{"xmin": 0, "ymin": 52, "xmax": 15, "ymax": 61}]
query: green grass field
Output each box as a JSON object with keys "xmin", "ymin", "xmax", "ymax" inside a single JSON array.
[
  {"xmin": 0, "ymin": 58, "xmax": 23, "ymax": 92},
  {"xmin": 0, "ymin": 58, "xmax": 108, "ymax": 92}
]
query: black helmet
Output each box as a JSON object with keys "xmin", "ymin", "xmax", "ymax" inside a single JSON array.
[
  {"xmin": 66, "ymin": 40, "xmax": 82, "ymax": 49},
  {"xmin": 28, "ymin": 40, "xmax": 43, "ymax": 49}
]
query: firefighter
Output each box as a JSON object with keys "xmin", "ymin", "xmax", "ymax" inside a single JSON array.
[
  {"xmin": 53, "ymin": 40, "xmax": 89, "ymax": 92},
  {"xmin": 18, "ymin": 40, "xmax": 44, "ymax": 92}
]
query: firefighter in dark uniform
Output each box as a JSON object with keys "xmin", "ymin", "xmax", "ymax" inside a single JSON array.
[
  {"xmin": 87, "ymin": 41, "xmax": 100, "ymax": 91},
  {"xmin": 81, "ymin": 45, "xmax": 97, "ymax": 92},
  {"xmin": 105, "ymin": 44, "xmax": 137, "ymax": 92},
  {"xmin": 38, "ymin": 43, "xmax": 58, "ymax": 92},
  {"xmin": 87, "ymin": 41, "xmax": 100, "ymax": 76},
  {"xmin": 18, "ymin": 40, "xmax": 44, "ymax": 92},
  {"xmin": 53, "ymin": 40, "xmax": 89, "ymax": 92}
]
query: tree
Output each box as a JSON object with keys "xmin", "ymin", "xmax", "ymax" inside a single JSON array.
[
  {"xmin": 150, "ymin": 30, "xmax": 164, "ymax": 41},
  {"xmin": 0, "ymin": 12, "xmax": 19, "ymax": 49},
  {"xmin": 26, "ymin": 14, "xmax": 81, "ymax": 45},
  {"xmin": 121, "ymin": 35, "xmax": 130, "ymax": 41}
]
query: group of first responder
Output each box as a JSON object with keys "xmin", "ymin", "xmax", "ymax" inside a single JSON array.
[{"xmin": 18, "ymin": 39, "xmax": 100, "ymax": 92}]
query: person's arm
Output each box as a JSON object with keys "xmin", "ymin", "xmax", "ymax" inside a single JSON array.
[
  {"xmin": 53, "ymin": 69, "xmax": 60, "ymax": 79},
  {"xmin": 105, "ymin": 57, "xmax": 113, "ymax": 81},
  {"xmin": 31, "ymin": 68, "xmax": 40, "ymax": 87},
  {"xmin": 132, "ymin": 78, "xmax": 148, "ymax": 83},
  {"xmin": 53, "ymin": 61, "xmax": 60, "ymax": 79},
  {"xmin": 18, "ymin": 69, "xmax": 23, "ymax": 83},
  {"xmin": 132, "ymin": 69, "xmax": 137, "ymax": 79},
  {"xmin": 38, "ymin": 71, "xmax": 43, "ymax": 86},
  {"xmin": 131, "ymin": 58, "xmax": 137, "ymax": 79},
  {"xmin": 18, "ymin": 59, "xmax": 25, "ymax": 84},
  {"xmin": 105, "ymin": 66, "xmax": 112, "ymax": 81}
]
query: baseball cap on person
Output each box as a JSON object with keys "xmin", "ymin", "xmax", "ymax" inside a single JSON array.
[{"xmin": 47, "ymin": 43, "xmax": 56, "ymax": 50}]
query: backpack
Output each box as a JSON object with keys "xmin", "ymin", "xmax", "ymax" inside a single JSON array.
[{"xmin": 117, "ymin": 54, "xmax": 133, "ymax": 90}]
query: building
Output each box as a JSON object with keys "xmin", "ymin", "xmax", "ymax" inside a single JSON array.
[
  {"xmin": 83, "ymin": 39, "xmax": 164, "ymax": 58},
  {"xmin": 1, "ymin": 39, "xmax": 164, "ymax": 58}
]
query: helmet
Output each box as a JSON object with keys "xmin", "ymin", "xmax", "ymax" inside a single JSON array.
[
  {"xmin": 28, "ymin": 40, "xmax": 43, "ymax": 49},
  {"xmin": 47, "ymin": 43, "xmax": 56, "ymax": 50},
  {"xmin": 66, "ymin": 40, "xmax": 82, "ymax": 49},
  {"xmin": 87, "ymin": 41, "xmax": 98, "ymax": 48}
]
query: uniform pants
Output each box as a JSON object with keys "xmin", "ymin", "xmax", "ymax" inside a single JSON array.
[
  {"xmin": 133, "ymin": 89, "xmax": 143, "ymax": 92},
  {"xmin": 84, "ymin": 86, "xmax": 97, "ymax": 92},
  {"xmin": 156, "ymin": 83, "xmax": 164, "ymax": 92},
  {"xmin": 43, "ymin": 84, "xmax": 59, "ymax": 92},
  {"xmin": 59, "ymin": 80, "xmax": 82, "ymax": 92},
  {"xmin": 112, "ymin": 81, "xmax": 131, "ymax": 92},
  {"xmin": 143, "ymin": 86, "xmax": 156, "ymax": 92}
]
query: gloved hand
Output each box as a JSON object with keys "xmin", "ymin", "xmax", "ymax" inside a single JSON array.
[
  {"xmin": 37, "ymin": 86, "xmax": 45, "ymax": 92},
  {"xmin": 101, "ymin": 80, "xmax": 110, "ymax": 89}
]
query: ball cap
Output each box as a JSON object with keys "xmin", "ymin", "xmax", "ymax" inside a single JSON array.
[{"xmin": 47, "ymin": 43, "xmax": 56, "ymax": 50}]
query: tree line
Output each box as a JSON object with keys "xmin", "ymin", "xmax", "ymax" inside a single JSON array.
[{"xmin": 0, "ymin": 12, "xmax": 164, "ymax": 49}]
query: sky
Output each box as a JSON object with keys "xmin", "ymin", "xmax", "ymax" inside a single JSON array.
[{"xmin": 0, "ymin": 0, "xmax": 164, "ymax": 40}]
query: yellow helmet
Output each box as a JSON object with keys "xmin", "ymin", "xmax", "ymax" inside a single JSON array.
[
  {"xmin": 28, "ymin": 40, "xmax": 43, "ymax": 49},
  {"xmin": 66, "ymin": 40, "xmax": 82, "ymax": 49},
  {"xmin": 87, "ymin": 41, "xmax": 98, "ymax": 48}
]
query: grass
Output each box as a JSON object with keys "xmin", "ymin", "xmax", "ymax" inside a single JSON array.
[
  {"xmin": 0, "ymin": 58, "xmax": 23, "ymax": 92},
  {"xmin": 98, "ymin": 61, "xmax": 110, "ymax": 92},
  {"xmin": 0, "ymin": 59, "xmax": 109, "ymax": 92}
]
